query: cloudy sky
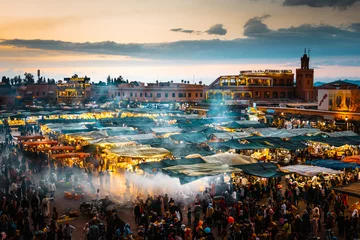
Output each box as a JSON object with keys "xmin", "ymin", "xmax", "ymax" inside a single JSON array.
[{"xmin": 0, "ymin": 0, "xmax": 359, "ymax": 83}]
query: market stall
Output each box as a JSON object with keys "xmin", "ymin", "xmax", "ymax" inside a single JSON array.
[
  {"xmin": 202, "ymin": 153, "xmax": 257, "ymax": 165},
  {"xmin": 50, "ymin": 152, "xmax": 90, "ymax": 168},
  {"xmin": 38, "ymin": 146, "xmax": 75, "ymax": 152},
  {"xmin": 22, "ymin": 140, "xmax": 59, "ymax": 149},
  {"xmin": 343, "ymin": 155, "xmax": 360, "ymax": 164},
  {"xmin": 104, "ymin": 145, "xmax": 172, "ymax": 170},
  {"xmin": 280, "ymin": 164, "xmax": 343, "ymax": 177},
  {"xmin": 15, "ymin": 135, "xmax": 45, "ymax": 142}
]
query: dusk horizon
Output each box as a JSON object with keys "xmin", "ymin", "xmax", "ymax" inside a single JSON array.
[{"xmin": 1, "ymin": 0, "xmax": 360, "ymax": 83}]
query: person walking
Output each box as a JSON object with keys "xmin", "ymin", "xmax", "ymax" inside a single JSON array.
[{"xmin": 63, "ymin": 222, "xmax": 75, "ymax": 240}]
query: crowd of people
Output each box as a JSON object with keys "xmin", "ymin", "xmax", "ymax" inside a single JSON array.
[{"xmin": 1, "ymin": 119, "xmax": 360, "ymax": 240}]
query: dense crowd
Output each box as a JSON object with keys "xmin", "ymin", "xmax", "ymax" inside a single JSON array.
[{"xmin": 1, "ymin": 120, "xmax": 360, "ymax": 240}]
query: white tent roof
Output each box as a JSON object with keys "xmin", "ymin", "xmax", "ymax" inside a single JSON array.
[
  {"xmin": 106, "ymin": 145, "xmax": 171, "ymax": 158},
  {"xmin": 280, "ymin": 165, "xmax": 342, "ymax": 177},
  {"xmin": 45, "ymin": 122, "xmax": 93, "ymax": 132},
  {"xmin": 88, "ymin": 136, "xmax": 133, "ymax": 145},
  {"xmin": 249, "ymin": 127, "xmax": 322, "ymax": 138},
  {"xmin": 203, "ymin": 153, "xmax": 257, "ymax": 165},
  {"xmin": 163, "ymin": 163, "xmax": 242, "ymax": 177},
  {"xmin": 67, "ymin": 130, "xmax": 109, "ymax": 140},
  {"xmin": 235, "ymin": 120, "xmax": 260, "ymax": 125},
  {"xmin": 124, "ymin": 134, "xmax": 155, "ymax": 141},
  {"xmin": 151, "ymin": 126, "xmax": 182, "ymax": 133},
  {"xmin": 101, "ymin": 127, "xmax": 135, "ymax": 131}
]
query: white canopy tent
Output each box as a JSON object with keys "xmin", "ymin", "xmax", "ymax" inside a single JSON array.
[
  {"xmin": 280, "ymin": 165, "xmax": 343, "ymax": 177},
  {"xmin": 202, "ymin": 153, "xmax": 257, "ymax": 165}
]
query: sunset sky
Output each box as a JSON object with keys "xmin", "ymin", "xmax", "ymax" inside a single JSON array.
[{"xmin": 0, "ymin": 0, "xmax": 359, "ymax": 83}]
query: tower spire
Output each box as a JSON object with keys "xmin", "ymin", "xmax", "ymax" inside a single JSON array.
[{"xmin": 304, "ymin": 48, "xmax": 306, "ymax": 54}]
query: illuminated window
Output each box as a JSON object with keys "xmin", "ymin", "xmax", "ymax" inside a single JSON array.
[
  {"xmin": 157, "ymin": 93, "xmax": 161, "ymax": 98},
  {"xmin": 264, "ymin": 91, "xmax": 270, "ymax": 98},
  {"xmin": 256, "ymin": 91, "xmax": 261, "ymax": 98}
]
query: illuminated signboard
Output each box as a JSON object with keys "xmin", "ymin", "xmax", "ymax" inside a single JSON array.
[{"xmin": 70, "ymin": 78, "xmax": 85, "ymax": 81}]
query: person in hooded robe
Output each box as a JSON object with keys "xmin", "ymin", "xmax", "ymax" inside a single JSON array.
[{"xmin": 41, "ymin": 197, "xmax": 52, "ymax": 218}]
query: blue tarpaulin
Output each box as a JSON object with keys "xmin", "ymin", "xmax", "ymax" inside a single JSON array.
[{"xmin": 307, "ymin": 159, "xmax": 359, "ymax": 170}]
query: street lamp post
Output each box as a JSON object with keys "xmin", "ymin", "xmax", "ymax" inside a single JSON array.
[{"xmin": 345, "ymin": 116, "xmax": 348, "ymax": 130}]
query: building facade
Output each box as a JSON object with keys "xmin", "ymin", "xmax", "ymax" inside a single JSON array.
[
  {"xmin": 111, "ymin": 81, "xmax": 205, "ymax": 103},
  {"xmin": 17, "ymin": 84, "xmax": 57, "ymax": 102},
  {"xmin": 206, "ymin": 70, "xmax": 295, "ymax": 102},
  {"xmin": 57, "ymin": 77, "xmax": 91, "ymax": 104},
  {"xmin": 206, "ymin": 52, "xmax": 315, "ymax": 103},
  {"xmin": 317, "ymin": 80, "xmax": 360, "ymax": 112}
]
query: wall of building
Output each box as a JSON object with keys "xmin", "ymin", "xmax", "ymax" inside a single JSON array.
[
  {"xmin": 318, "ymin": 89, "xmax": 360, "ymax": 112},
  {"xmin": 112, "ymin": 82, "xmax": 205, "ymax": 102}
]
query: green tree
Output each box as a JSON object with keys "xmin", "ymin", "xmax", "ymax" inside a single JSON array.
[{"xmin": 24, "ymin": 72, "xmax": 35, "ymax": 84}]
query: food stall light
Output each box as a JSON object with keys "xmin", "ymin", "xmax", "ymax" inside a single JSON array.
[{"xmin": 345, "ymin": 116, "xmax": 348, "ymax": 121}]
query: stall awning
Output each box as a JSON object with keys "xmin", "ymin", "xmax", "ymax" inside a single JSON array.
[
  {"xmin": 162, "ymin": 163, "xmax": 242, "ymax": 184},
  {"xmin": 211, "ymin": 132, "xmax": 250, "ymax": 141},
  {"xmin": 308, "ymin": 159, "xmax": 359, "ymax": 170},
  {"xmin": 137, "ymin": 157, "xmax": 206, "ymax": 174},
  {"xmin": 23, "ymin": 140, "xmax": 58, "ymax": 147},
  {"xmin": 170, "ymin": 132, "xmax": 207, "ymax": 144},
  {"xmin": 342, "ymin": 155, "xmax": 360, "ymax": 164},
  {"xmin": 326, "ymin": 131, "xmax": 358, "ymax": 138},
  {"xmin": 280, "ymin": 164, "xmax": 342, "ymax": 177},
  {"xmin": 334, "ymin": 182, "xmax": 360, "ymax": 198},
  {"xmin": 203, "ymin": 153, "xmax": 257, "ymax": 165},
  {"xmin": 51, "ymin": 152, "xmax": 90, "ymax": 159},
  {"xmin": 88, "ymin": 136, "xmax": 132, "ymax": 145},
  {"xmin": 151, "ymin": 126, "xmax": 182, "ymax": 134},
  {"xmin": 233, "ymin": 162, "xmax": 284, "ymax": 178},
  {"xmin": 38, "ymin": 146, "xmax": 75, "ymax": 151},
  {"xmin": 67, "ymin": 130, "xmax": 108, "ymax": 140},
  {"xmin": 162, "ymin": 143, "xmax": 215, "ymax": 158},
  {"xmin": 106, "ymin": 145, "xmax": 171, "ymax": 158}
]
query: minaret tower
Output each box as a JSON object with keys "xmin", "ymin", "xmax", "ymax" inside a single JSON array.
[{"xmin": 295, "ymin": 48, "xmax": 315, "ymax": 102}]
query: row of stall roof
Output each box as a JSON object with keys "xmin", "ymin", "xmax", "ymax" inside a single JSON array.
[{"xmin": 137, "ymin": 154, "xmax": 353, "ymax": 184}]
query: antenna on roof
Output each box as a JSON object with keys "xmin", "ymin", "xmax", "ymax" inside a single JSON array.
[
  {"xmin": 308, "ymin": 48, "xmax": 311, "ymax": 57},
  {"xmin": 304, "ymin": 48, "xmax": 306, "ymax": 54}
]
